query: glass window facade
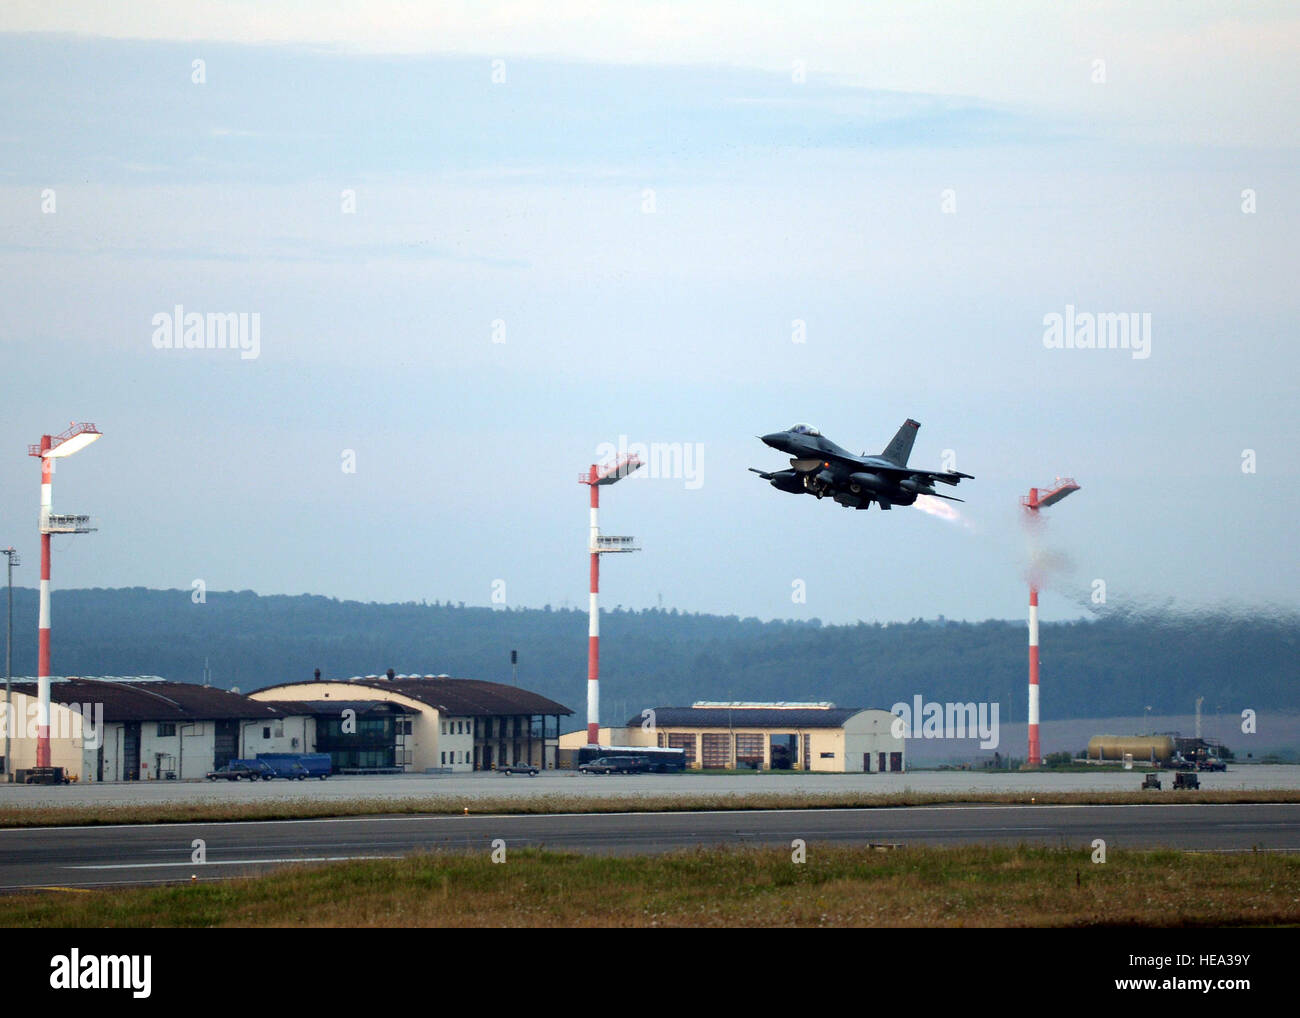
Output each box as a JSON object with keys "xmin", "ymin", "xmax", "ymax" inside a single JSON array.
[{"xmin": 315, "ymin": 714, "xmax": 397, "ymax": 770}]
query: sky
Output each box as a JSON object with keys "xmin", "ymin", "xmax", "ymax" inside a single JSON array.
[{"xmin": 0, "ymin": 2, "xmax": 1297, "ymax": 626}]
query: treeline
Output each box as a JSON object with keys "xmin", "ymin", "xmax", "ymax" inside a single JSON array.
[{"xmin": 4, "ymin": 587, "xmax": 1295, "ymax": 723}]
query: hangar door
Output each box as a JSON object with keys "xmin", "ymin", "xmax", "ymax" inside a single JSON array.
[
  {"xmin": 123, "ymin": 722, "xmax": 141, "ymax": 780},
  {"xmin": 214, "ymin": 720, "xmax": 238, "ymax": 770},
  {"xmin": 666, "ymin": 733, "xmax": 696, "ymax": 766}
]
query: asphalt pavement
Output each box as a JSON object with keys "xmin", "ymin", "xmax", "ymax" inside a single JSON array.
[{"xmin": 1, "ymin": 802, "xmax": 1296, "ymax": 891}]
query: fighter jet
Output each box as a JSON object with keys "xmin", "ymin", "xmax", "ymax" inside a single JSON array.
[{"xmin": 750, "ymin": 419, "xmax": 972, "ymax": 510}]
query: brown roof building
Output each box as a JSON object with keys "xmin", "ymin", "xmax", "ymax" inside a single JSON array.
[{"xmin": 250, "ymin": 672, "xmax": 572, "ymax": 773}]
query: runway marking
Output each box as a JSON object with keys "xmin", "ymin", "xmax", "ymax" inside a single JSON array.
[
  {"xmin": 69, "ymin": 854, "xmax": 403, "ymax": 870},
  {"xmin": 1, "ymin": 875, "xmax": 239, "ymax": 892},
  {"xmin": 1, "ymin": 802, "xmax": 1294, "ymax": 834}
]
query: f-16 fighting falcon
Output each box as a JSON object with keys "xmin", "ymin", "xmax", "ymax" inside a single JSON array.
[{"xmin": 750, "ymin": 419, "xmax": 973, "ymax": 510}]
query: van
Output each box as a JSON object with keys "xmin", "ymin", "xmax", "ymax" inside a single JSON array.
[{"xmin": 257, "ymin": 752, "xmax": 332, "ymax": 779}]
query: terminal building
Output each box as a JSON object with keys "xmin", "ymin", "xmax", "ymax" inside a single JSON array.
[
  {"xmin": 560, "ymin": 702, "xmax": 905, "ymax": 772},
  {"xmin": 251, "ymin": 671, "xmax": 572, "ymax": 772}
]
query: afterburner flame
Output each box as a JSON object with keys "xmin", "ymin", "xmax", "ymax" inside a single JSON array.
[{"xmin": 913, "ymin": 494, "xmax": 966, "ymax": 525}]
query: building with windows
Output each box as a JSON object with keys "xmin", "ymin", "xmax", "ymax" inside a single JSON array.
[
  {"xmin": 251, "ymin": 699, "xmax": 415, "ymax": 771},
  {"xmin": 561, "ymin": 701, "xmax": 905, "ymax": 772},
  {"xmin": 250, "ymin": 673, "xmax": 572, "ymax": 772},
  {"xmin": 1, "ymin": 672, "xmax": 571, "ymax": 780},
  {"xmin": 2, "ymin": 677, "xmax": 289, "ymax": 781}
]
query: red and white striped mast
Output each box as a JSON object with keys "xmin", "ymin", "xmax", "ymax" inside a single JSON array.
[
  {"xmin": 27, "ymin": 423, "xmax": 101, "ymax": 769},
  {"xmin": 579, "ymin": 454, "xmax": 642, "ymax": 745},
  {"xmin": 1020, "ymin": 476, "xmax": 1079, "ymax": 766}
]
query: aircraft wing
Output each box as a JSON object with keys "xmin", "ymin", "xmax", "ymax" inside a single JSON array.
[{"xmin": 864, "ymin": 463, "xmax": 974, "ymax": 486}]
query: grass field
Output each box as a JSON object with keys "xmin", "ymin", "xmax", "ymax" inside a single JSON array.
[
  {"xmin": 1, "ymin": 788, "xmax": 1297, "ymax": 829},
  {"xmin": 4, "ymin": 843, "xmax": 1297, "ymax": 927}
]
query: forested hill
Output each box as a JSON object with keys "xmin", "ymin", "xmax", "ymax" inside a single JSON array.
[{"xmin": 5, "ymin": 587, "xmax": 1296, "ymax": 724}]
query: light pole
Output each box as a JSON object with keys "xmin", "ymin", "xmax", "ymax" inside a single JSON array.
[
  {"xmin": 1020, "ymin": 476, "xmax": 1080, "ymax": 766},
  {"xmin": 27, "ymin": 422, "xmax": 101, "ymax": 770},
  {"xmin": 578, "ymin": 453, "xmax": 642, "ymax": 744},
  {"xmin": 3, "ymin": 548, "xmax": 18, "ymax": 782}
]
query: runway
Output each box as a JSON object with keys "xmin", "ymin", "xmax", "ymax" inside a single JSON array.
[
  {"xmin": 1, "ymin": 802, "xmax": 1296, "ymax": 891},
  {"xmin": 0, "ymin": 765, "xmax": 1296, "ymax": 809}
]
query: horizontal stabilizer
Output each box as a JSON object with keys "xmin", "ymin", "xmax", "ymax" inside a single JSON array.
[{"xmin": 932, "ymin": 472, "xmax": 973, "ymax": 486}]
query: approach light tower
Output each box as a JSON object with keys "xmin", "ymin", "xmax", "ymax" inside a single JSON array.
[
  {"xmin": 1020, "ymin": 476, "xmax": 1080, "ymax": 767},
  {"xmin": 579, "ymin": 454, "xmax": 642, "ymax": 744},
  {"xmin": 28, "ymin": 423, "xmax": 101, "ymax": 768}
]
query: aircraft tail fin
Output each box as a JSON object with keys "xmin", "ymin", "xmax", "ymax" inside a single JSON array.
[{"xmin": 881, "ymin": 418, "xmax": 920, "ymax": 466}]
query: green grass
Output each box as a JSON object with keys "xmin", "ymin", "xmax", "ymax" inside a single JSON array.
[{"xmin": 5, "ymin": 843, "xmax": 1298, "ymax": 927}]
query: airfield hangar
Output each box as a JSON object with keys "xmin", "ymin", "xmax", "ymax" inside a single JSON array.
[
  {"xmin": 2, "ymin": 677, "xmax": 286, "ymax": 782},
  {"xmin": 560, "ymin": 702, "xmax": 905, "ymax": 772},
  {"xmin": 2, "ymin": 673, "xmax": 572, "ymax": 781},
  {"xmin": 251, "ymin": 672, "xmax": 573, "ymax": 773}
]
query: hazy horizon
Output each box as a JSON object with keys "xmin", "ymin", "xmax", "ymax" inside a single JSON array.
[{"xmin": 3, "ymin": 584, "xmax": 1297, "ymax": 629}]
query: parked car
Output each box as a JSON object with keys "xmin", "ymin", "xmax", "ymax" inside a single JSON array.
[
  {"xmin": 578, "ymin": 756, "xmax": 642, "ymax": 775},
  {"xmin": 206, "ymin": 760, "xmax": 274, "ymax": 781}
]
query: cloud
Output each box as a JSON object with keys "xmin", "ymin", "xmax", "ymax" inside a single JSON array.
[
  {"xmin": 0, "ymin": 35, "xmax": 1044, "ymax": 186},
  {"xmin": 5, "ymin": 2, "xmax": 1299, "ymax": 147}
]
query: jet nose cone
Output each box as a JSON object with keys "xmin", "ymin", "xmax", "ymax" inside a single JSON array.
[{"xmin": 760, "ymin": 432, "xmax": 787, "ymax": 449}]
